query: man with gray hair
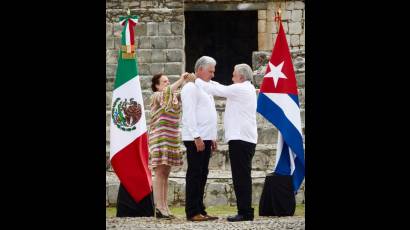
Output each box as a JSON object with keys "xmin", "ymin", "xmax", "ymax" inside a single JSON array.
[
  {"xmin": 181, "ymin": 56, "xmax": 218, "ymax": 221},
  {"xmin": 195, "ymin": 63, "xmax": 258, "ymax": 222}
]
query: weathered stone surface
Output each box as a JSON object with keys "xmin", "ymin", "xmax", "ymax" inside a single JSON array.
[
  {"xmin": 166, "ymin": 49, "xmax": 183, "ymax": 62},
  {"xmin": 292, "ymin": 10, "xmax": 303, "ymax": 22},
  {"xmin": 106, "ymin": 49, "xmax": 117, "ymax": 64},
  {"xmin": 151, "ymin": 49, "xmax": 166, "ymax": 62},
  {"xmin": 171, "ymin": 22, "xmax": 184, "ymax": 35},
  {"xmin": 295, "ymin": 1, "xmax": 305, "ymax": 10},
  {"xmin": 258, "ymin": 20, "xmax": 266, "ymax": 33},
  {"xmin": 167, "ymin": 36, "xmax": 184, "ymax": 49},
  {"xmin": 300, "ymin": 33, "xmax": 305, "ymax": 46},
  {"xmin": 139, "ymin": 63, "xmax": 151, "ymax": 75},
  {"xmin": 257, "ymin": 126, "xmax": 278, "ymax": 144},
  {"xmin": 251, "ymin": 179, "xmax": 265, "ymax": 205},
  {"xmin": 258, "ymin": 10, "xmax": 266, "ymax": 20},
  {"xmin": 106, "ymin": 23, "xmax": 113, "ymax": 37},
  {"xmin": 107, "ymin": 183, "xmax": 119, "ymax": 205},
  {"xmin": 150, "ymin": 63, "xmax": 165, "ymax": 75},
  {"xmin": 106, "ymin": 37, "xmax": 114, "ymax": 49},
  {"xmin": 283, "ymin": 10, "xmax": 292, "ymax": 20},
  {"xmin": 286, "ymin": 1, "xmax": 295, "ymax": 10},
  {"xmin": 136, "ymin": 49, "xmax": 152, "ymax": 63},
  {"xmin": 151, "ymin": 36, "xmax": 167, "ymax": 49},
  {"xmin": 252, "ymin": 146, "xmax": 276, "ymax": 171},
  {"xmin": 289, "ymin": 22, "xmax": 302, "ymax": 35},
  {"xmin": 147, "ymin": 22, "xmax": 158, "ymax": 36},
  {"xmin": 106, "ymin": 64, "xmax": 117, "ymax": 78},
  {"xmin": 164, "ymin": 62, "xmax": 183, "ymax": 75},
  {"xmin": 138, "ymin": 36, "xmax": 151, "ymax": 49},
  {"xmin": 135, "ymin": 23, "xmax": 147, "ymax": 36},
  {"xmin": 209, "ymin": 150, "xmax": 226, "ymax": 170},
  {"xmin": 291, "ymin": 34, "xmax": 300, "ymax": 47},
  {"xmin": 158, "ymin": 22, "xmax": 172, "ymax": 35},
  {"xmin": 204, "ymin": 183, "xmax": 229, "ymax": 206}
]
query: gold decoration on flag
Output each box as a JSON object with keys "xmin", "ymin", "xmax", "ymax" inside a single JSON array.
[{"xmin": 121, "ymin": 45, "xmax": 137, "ymax": 59}]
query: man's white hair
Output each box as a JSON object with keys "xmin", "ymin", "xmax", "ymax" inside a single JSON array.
[
  {"xmin": 194, "ymin": 56, "xmax": 217, "ymax": 72},
  {"xmin": 234, "ymin": 63, "xmax": 253, "ymax": 82}
]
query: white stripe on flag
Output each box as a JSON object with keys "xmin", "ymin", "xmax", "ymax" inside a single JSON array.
[
  {"xmin": 110, "ymin": 76, "xmax": 147, "ymax": 159},
  {"xmin": 273, "ymin": 132, "xmax": 296, "ymax": 175},
  {"xmin": 289, "ymin": 147, "xmax": 296, "ymax": 174},
  {"xmin": 273, "ymin": 133, "xmax": 284, "ymax": 171},
  {"xmin": 264, "ymin": 93, "xmax": 303, "ymax": 136},
  {"xmin": 125, "ymin": 21, "xmax": 131, "ymax": 50}
]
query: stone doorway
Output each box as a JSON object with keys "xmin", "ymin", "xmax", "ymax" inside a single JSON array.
[{"xmin": 184, "ymin": 11, "xmax": 257, "ymax": 85}]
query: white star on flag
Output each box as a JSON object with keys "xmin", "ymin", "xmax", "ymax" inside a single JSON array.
[{"xmin": 264, "ymin": 61, "xmax": 287, "ymax": 87}]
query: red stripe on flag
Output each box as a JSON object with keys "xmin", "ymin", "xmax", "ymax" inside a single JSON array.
[
  {"xmin": 128, "ymin": 19, "xmax": 136, "ymax": 46},
  {"xmin": 111, "ymin": 132, "xmax": 152, "ymax": 203}
]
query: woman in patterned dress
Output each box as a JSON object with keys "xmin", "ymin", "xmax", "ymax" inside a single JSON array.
[{"xmin": 149, "ymin": 72, "xmax": 195, "ymax": 218}]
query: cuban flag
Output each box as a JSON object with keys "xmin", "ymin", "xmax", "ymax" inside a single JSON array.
[{"xmin": 257, "ymin": 18, "xmax": 305, "ymax": 193}]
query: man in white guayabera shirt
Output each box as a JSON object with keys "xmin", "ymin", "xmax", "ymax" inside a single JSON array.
[
  {"xmin": 195, "ymin": 63, "xmax": 258, "ymax": 222},
  {"xmin": 181, "ymin": 56, "xmax": 218, "ymax": 222}
]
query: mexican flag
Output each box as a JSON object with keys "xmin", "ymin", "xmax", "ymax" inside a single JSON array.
[{"xmin": 109, "ymin": 15, "xmax": 153, "ymax": 215}]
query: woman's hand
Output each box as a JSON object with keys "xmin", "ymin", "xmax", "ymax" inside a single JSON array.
[
  {"xmin": 185, "ymin": 73, "xmax": 196, "ymax": 82},
  {"xmin": 171, "ymin": 72, "xmax": 189, "ymax": 91},
  {"xmin": 180, "ymin": 72, "xmax": 189, "ymax": 80}
]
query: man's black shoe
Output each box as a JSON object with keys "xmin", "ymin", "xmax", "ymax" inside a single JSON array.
[{"xmin": 227, "ymin": 214, "xmax": 253, "ymax": 222}]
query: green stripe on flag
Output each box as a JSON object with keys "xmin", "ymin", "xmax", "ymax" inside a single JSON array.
[
  {"xmin": 114, "ymin": 53, "xmax": 139, "ymax": 89},
  {"xmin": 114, "ymin": 19, "xmax": 139, "ymax": 89}
]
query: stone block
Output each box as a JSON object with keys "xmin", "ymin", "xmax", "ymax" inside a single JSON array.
[
  {"xmin": 171, "ymin": 22, "xmax": 184, "ymax": 35},
  {"xmin": 166, "ymin": 49, "xmax": 183, "ymax": 62},
  {"xmin": 158, "ymin": 22, "xmax": 172, "ymax": 35},
  {"xmin": 167, "ymin": 36, "xmax": 183, "ymax": 49},
  {"xmin": 147, "ymin": 22, "xmax": 158, "ymax": 36},
  {"xmin": 151, "ymin": 49, "xmax": 166, "ymax": 62}
]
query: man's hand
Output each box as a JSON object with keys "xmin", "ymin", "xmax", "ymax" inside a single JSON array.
[
  {"xmin": 211, "ymin": 140, "xmax": 217, "ymax": 152},
  {"xmin": 194, "ymin": 137, "xmax": 205, "ymax": 152}
]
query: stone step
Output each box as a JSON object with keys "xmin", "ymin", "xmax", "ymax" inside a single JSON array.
[
  {"xmin": 106, "ymin": 170, "xmax": 305, "ymax": 207},
  {"xmin": 106, "ymin": 143, "xmax": 304, "ymax": 172}
]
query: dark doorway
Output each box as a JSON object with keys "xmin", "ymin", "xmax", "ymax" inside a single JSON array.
[{"xmin": 185, "ymin": 11, "xmax": 258, "ymax": 85}]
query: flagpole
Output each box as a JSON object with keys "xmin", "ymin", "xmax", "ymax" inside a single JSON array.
[{"xmin": 274, "ymin": 5, "xmax": 282, "ymax": 31}]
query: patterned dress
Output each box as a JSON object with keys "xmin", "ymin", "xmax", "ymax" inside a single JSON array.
[{"xmin": 149, "ymin": 85, "xmax": 183, "ymax": 168}]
